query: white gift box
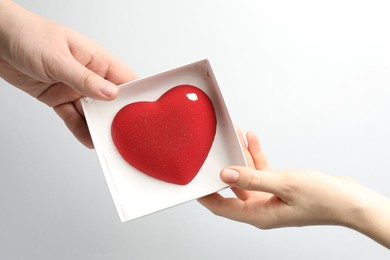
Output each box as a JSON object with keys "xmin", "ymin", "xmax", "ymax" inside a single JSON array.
[{"xmin": 82, "ymin": 59, "xmax": 246, "ymax": 222}]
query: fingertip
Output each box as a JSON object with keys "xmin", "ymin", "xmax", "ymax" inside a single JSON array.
[
  {"xmin": 197, "ymin": 192, "xmax": 223, "ymax": 209},
  {"xmin": 220, "ymin": 168, "xmax": 240, "ymax": 183},
  {"xmin": 198, "ymin": 192, "xmax": 220, "ymax": 202},
  {"xmin": 99, "ymin": 83, "xmax": 119, "ymax": 100},
  {"xmin": 246, "ymin": 131, "xmax": 259, "ymax": 142},
  {"xmin": 246, "ymin": 130, "xmax": 256, "ymax": 136},
  {"xmin": 83, "ymin": 139, "xmax": 95, "ymax": 149},
  {"xmin": 59, "ymin": 58, "xmax": 120, "ymax": 100},
  {"xmin": 225, "ymin": 166, "xmax": 264, "ymax": 190}
]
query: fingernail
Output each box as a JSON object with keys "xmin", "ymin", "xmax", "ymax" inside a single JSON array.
[
  {"xmin": 100, "ymin": 84, "xmax": 117, "ymax": 98},
  {"xmin": 221, "ymin": 168, "xmax": 239, "ymax": 183}
]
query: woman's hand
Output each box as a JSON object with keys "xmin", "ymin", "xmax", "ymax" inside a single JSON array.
[{"xmin": 198, "ymin": 129, "xmax": 390, "ymax": 248}]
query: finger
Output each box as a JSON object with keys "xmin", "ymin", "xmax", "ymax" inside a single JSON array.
[
  {"xmin": 74, "ymin": 98, "xmax": 84, "ymax": 117},
  {"xmin": 198, "ymin": 193, "xmax": 250, "ymax": 223},
  {"xmin": 36, "ymin": 82, "xmax": 81, "ymax": 107},
  {"xmin": 54, "ymin": 56, "xmax": 118, "ymax": 101},
  {"xmin": 53, "ymin": 102, "xmax": 94, "ymax": 148},
  {"xmin": 104, "ymin": 57, "xmax": 137, "ymax": 85},
  {"xmin": 74, "ymin": 48, "xmax": 137, "ymax": 86},
  {"xmin": 216, "ymin": 163, "xmax": 253, "ymax": 200},
  {"xmin": 236, "ymin": 127, "xmax": 255, "ymax": 168},
  {"xmin": 230, "ymin": 186, "xmax": 252, "ymax": 200},
  {"xmin": 66, "ymin": 30, "xmax": 136, "ymax": 91},
  {"xmin": 197, "ymin": 192, "xmax": 224, "ymax": 207},
  {"xmin": 246, "ymin": 131, "xmax": 270, "ymax": 170},
  {"xmin": 221, "ymin": 167, "xmax": 282, "ymax": 195},
  {"xmin": 236, "ymin": 127, "xmax": 246, "ymax": 150}
]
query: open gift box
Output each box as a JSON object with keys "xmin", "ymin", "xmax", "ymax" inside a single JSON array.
[{"xmin": 81, "ymin": 59, "xmax": 246, "ymax": 222}]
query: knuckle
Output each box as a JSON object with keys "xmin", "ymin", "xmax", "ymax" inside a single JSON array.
[
  {"xmin": 246, "ymin": 168, "xmax": 261, "ymax": 190},
  {"xmin": 78, "ymin": 70, "xmax": 94, "ymax": 91}
]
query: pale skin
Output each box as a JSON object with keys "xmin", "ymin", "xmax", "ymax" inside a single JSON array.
[
  {"xmin": 0, "ymin": 0, "xmax": 137, "ymax": 148},
  {"xmin": 198, "ymin": 129, "xmax": 390, "ymax": 249}
]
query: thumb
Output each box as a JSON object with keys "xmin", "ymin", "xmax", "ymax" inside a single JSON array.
[
  {"xmin": 220, "ymin": 167, "xmax": 282, "ymax": 195},
  {"xmin": 55, "ymin": 57, "xmax": 118, "ymax": 100}
]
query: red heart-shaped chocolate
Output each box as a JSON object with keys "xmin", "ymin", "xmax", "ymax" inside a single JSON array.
[{"xmin": 111, "ymin": 85, "xmax": 217, "ymax": 185}]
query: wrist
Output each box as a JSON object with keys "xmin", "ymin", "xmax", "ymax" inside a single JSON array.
[
  {"xmin": 340, "ymin": 188, "xmax": 371, "ymax": 230},
  {"xmin": 342, "ymin": 185, "xmax": 390, "ymax": 248}
]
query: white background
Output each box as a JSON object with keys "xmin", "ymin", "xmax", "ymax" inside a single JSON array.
[{"xmin": 1, "ymin": 0, "xmax": 390, "ymax": 259}]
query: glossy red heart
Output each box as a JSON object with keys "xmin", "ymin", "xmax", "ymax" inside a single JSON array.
[{"xmin": 111, "ymin": 85, "xmax": 217, "ymax": 185}]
